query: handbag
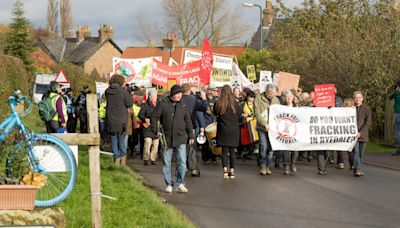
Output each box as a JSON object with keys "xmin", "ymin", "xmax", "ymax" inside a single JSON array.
[{"xmin": 240, "ymin": 122, "xmax": 252, "ymax": 145}]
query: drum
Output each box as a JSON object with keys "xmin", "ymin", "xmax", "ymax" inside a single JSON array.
[{"xmin": 204, "ymin": 123, "xmax": 222, "ymax": 155}]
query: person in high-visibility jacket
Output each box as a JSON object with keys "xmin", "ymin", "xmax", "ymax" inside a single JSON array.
[
  {"xmin": 48, "ymin": 81, "xmax": 68, "ymax": 133},
  {"xmin": 98, "ymin": 94, "xmax": 107, "ymax": 150}
]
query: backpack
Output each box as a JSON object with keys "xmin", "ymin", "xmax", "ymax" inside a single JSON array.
[{"xmin": 38, "ymin": 95, "xmax": 57, "ymax": 122}]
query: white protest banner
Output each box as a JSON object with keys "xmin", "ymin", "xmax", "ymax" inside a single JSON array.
[
  {"xmin": 259, "ymin": 71, "xmax": 273, "ymax": 93},
  {"xmin": 95, "ymin": 81, "xmax": 108, "ymax": 98},
  {"xmin": 113, "ymin": 57, "xmax": 152, "ymax": 87},
  {"xmin": 183, "ymin": 49, "xmax": 234, "ymax": 87},
  {"xmin": 268, "ymin": 105, "xmax": 357, "ymax": 151}
]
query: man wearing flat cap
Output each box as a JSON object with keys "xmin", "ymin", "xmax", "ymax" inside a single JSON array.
[{"xmin": 152, "ymin": 84, "xmax": 194, "ymax": 194}]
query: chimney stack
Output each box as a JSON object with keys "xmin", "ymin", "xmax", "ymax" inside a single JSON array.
[
  {"xmin": 76, "ymin": 25, "xmax": 92, "ymax": 43},
  {"xmin": 263, "ymin": 1, "xmax": 276, "ymax": 27},
  {"xmin": 263, "ymin": 1, "xmax": 275, "ymax": 27},
  {"xmin": 162, "ymin": 33, "xmax": 178, "ymax": 50},
  {"xmin": 98, "ymin": 24, "xmax": 113, "ymax": 43}
]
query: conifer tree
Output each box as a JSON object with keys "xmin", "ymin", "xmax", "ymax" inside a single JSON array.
[{"xmin": 4, "ymin": 0, "xmax": 33, "ymax": 65}]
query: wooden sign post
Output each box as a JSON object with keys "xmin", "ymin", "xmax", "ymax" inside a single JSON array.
[
  {"xmin": 54, "ymin": 94, "xmax": 102, "ymax": 227},
  {"xmin": 87, "ymin": 94, "xmax": 102, "ymax": 228}
]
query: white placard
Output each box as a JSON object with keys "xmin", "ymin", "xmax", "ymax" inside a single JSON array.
[
  {"xmin": 230, "ymin": 76, "xmax": 241, "ymax": 88},
  {"xmin": 259, "ymin": 71, "xmax": 273, "ymax": 93},
  {"xmin": 183, "ymin": 49, "xmax": 234, "ymax": 87},
  {"xmin": 95, "ymin": 81, "xmax": 108, "ymax": 99},
  {"xmin": 268, "ymin": 105, "xmax": 357, "ymax": 151}
]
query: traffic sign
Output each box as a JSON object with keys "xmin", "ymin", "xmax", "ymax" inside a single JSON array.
[{"xmin": 55, "ymin": 69, "xmax": 69, "ymax": 84}]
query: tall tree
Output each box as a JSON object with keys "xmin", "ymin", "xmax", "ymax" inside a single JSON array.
[
  {"xmin": 47, "ymin": 0, "xmax": 59, "ymax": 35},
  {"xmin": 4, "ymin": 0, "xmax": 33, "ymax": 65},
  {"xmin": 162, "ymin": 0, "xmax": 247, "ymax": 46},
  {"xmin": 260, "ymin": 0, "xmax": 400, "ymax": 137},
  {"xmin": 60, "ymin": 0, "xmax": 72, "ymax": 38}
]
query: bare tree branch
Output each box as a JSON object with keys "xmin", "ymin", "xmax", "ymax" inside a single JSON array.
[
  {"xmin": 47, "ymin": 0, "xmax": 58, "ymax": 35},
  {"xmin": 60, "ymin": 0, "xmax": 72, "ymax": 38}
]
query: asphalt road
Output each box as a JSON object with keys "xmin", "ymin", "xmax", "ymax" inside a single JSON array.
[{"xmin": 129, "ymin": 157, "xmax": 400, "ymax": 228}]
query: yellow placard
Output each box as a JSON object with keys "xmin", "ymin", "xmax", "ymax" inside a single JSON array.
[{"xmin": 246, "ymin": 65, "xmax": 256, "ymax": 81}]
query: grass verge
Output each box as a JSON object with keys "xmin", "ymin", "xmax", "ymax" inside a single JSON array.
[
  {"xmin": 60, "ymin": 148, "xmax": 195, "ymax": 228},
  {"xmin": 366, "ymin": 141, "xmax": 396, "ymax": 154}
]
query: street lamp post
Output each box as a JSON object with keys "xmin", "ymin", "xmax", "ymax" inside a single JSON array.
[{"xmin": 243, "ymin": 2, "xmax": 263, "ymax": 64}]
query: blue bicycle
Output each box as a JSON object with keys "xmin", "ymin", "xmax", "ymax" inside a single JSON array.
[{"xmin": 0, "ymin": 91, "xmax": 77, "ymax": 207}]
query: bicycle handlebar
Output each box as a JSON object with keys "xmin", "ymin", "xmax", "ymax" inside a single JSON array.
[{"xmin": 8, "ymin": 93, "xmax": 33, "ymax": 117}]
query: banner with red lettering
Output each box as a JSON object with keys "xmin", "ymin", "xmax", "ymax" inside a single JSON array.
[
  {"xmin": 152, "ymin": 58, "xmax": 201, "ymax": 87},
  {"xmin": 199, "ymin": 38, "xmax": 213, "ymax": 86},
  {"xmin": 314, "ymin": 84, "xmax": 336, "ymax": 107}
]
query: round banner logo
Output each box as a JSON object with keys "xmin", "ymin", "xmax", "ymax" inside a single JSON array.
[{"xmin": 114, "ymin": 60, "xmax": 135, "ymax": 82}]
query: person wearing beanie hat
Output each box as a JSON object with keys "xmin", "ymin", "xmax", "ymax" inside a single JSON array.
[
  {"xmin": 170, "ymin": 84, "xmax": 184, "ymax": 97},
  {"xmin": 151, "ymin": 84, "xmax": 194, "ymax": 193}
]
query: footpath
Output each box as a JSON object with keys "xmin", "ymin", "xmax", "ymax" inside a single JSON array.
[{"xmin": 366, "ymin": 151, "xmax": 400, "ymax": 171}]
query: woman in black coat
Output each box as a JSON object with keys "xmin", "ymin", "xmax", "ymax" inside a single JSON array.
[
  {"xmin": 138, "ymin": 90, "xmax": 159, "ymax": 165},
  {"xmin": 105, "ymin": 75, "xmax": 133, "ymax": 165},
  {"xmin": 214, "ymin": 85, "xmax": 242, "ymax": 179}
]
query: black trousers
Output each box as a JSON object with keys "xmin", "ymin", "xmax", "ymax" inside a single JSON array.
[
  {"xmin": 79, "ymin": 111, "xmax": 88, "ymax": 133},
  {"xmin": 67, "ymin": 113, "xmax": 77, "ymax": 133},
  {"xmin": 222, "ymin": 146, "xmax": 236, "ymax": 169}
]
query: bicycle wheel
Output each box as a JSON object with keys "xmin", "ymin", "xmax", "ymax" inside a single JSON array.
[{"xmin": 28, "ymin": 134, "xmax": 77, "ymax": 207}]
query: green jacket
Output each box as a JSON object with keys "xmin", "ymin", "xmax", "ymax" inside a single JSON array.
[
  {"xmin": 254, "ymin": 93, "xmax": 280, "ymax": 132},
  {"xmin": 389, "ymin": 91, "xmax": 400, "ymax": 114}
]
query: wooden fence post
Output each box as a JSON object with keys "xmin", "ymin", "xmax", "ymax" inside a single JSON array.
[
  {"xmin": 87, "ymin": 94, "xmax": 102, "ymax": 228},
  {"xmin": 384, "ymin": 94, "xmax": 395, "ymax": 146}
]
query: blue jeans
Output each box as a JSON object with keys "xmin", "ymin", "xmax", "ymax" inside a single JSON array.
[
  {"xmin": 163, "ymin": 144, "xmax": 187, "ymax": 187},
  {"xmin": 352, "ymin": 141, "xmax": 366, "ymax": 171},
  {"xmin": 395, "ymin": 113, "xmax": 400, "ymax": 149},
  {"xmin": 110, "ymin": 132, "xmax": 126, "ymax": 159},
  {"xmin": 258, "ymin": 130, "xmax": 273, "ymax": 168}
]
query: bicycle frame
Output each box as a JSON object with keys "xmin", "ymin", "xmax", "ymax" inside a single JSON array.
[{"xmin": 0, "ymin": 95, "xmax": 41, "ymax": 173}]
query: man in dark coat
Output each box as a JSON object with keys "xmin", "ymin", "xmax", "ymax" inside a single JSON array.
[
  {"xmin": 152, "ymin": 85, "xmax": 194, "ymax": 194},
  {"xmin": 352, "ymin": 91, "xmax": 371, "ymax": 177},
  {"xmin": 76, "ymin": 85, "xmax": 91, "ymax": 133},
  {"xmin": 105, "ymin": 75, "xmax": 133, "ymax": 166}
]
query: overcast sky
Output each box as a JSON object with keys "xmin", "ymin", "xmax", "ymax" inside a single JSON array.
[{"xmin": 0, "ymin": 0, "xmax": 301, "ymax": 50}]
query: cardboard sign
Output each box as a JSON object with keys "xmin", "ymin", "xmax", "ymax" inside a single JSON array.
[
  {"xmin": 276, "ymin": 72, "xmax": 300, "ymax": 93},
  {"xmin": 314, "ymin": 84, "xmax": 336, "ymax": 107},
  {"xmin": 246, "ymin": 65, "xmax": 256, "ymax": 81}
]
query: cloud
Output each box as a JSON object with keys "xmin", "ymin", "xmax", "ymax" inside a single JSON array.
[{"xmin": 0, "ymin": 0, "xmax": 302, "ymax": 50}]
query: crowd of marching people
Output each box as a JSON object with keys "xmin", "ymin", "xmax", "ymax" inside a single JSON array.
[{"xmin": 42, "ymin": 76, "xmax": 400, "ymax": 194}]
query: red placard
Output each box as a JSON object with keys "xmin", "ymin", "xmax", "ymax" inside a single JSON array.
[{"xmin": 314, "ymin": 84, "xmax": 336, "ymax": 107}]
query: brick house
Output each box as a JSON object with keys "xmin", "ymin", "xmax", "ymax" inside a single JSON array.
[
  {"xmin": 36, "ymin": 24, "xmax": 122, "ymax": 78},
  {"xmin": 121, "ymin": 33, "xmax": 246, "ymax": 64}
]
